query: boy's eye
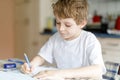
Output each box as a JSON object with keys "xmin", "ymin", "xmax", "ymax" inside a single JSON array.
[
  {"xmin": 56, "ymin": 22, "xmax": 60, "ymax": 25},
  {"xmin": 65, "ymin": 24, "xmax": 71, "ymax": 27}
]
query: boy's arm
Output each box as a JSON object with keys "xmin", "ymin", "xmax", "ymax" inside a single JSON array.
[
  {"xmin": 33, "ymin": 64, "xmax": 103, "ymax": 79},
  {"xmin": 30, "ymin": 55, "xmax": 45, "ymax": 67},
  {"xmin": 58, "ymin": 64, "xmax": 102, "ymax": 79}
]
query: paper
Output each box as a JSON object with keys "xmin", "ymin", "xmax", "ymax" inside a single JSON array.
[
  {"xmin": 0, "ymin": 66, "xmax": 57, "ymax": 80},
  {"xmin": 0, "ymin": 70, "xmax": 35, "ymax": 80}
]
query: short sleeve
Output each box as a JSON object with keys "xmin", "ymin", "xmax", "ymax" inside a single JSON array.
[
  {"xmin": 38, "ymin": 36, "xmax": 54, "ymax": 63},
  {"xmin": 86, "ymin": 34, "xmax": 106, "ymax": 74}
]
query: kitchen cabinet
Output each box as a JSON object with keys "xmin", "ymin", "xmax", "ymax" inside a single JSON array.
[
  {"xmin": 14, "ymin": 0, "xmax": 40, "ymax": 60},
  {"xmin": 0, "ymin": 0, "xmax": 41, "ymax": 60},
  {"xmin": 98, "ymin": 37, "xmax": 120, "ymax": 63},
  {"xmin": 0, "ymin": 0, "xmax": 15, "ymax": 59}
]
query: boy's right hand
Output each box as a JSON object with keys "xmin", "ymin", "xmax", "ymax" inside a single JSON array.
[{"xmin": 21, "ymin": 62, "xmax": 34, "ymax": 74}]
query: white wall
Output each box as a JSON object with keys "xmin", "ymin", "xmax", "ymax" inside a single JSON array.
[
  {"xmin": 39, "ymin": 0, "xmax": 54, "ymax": 32},
  {"xmin": 39, "ymin": 0, "xmax": 120, "ymax": 32},
  {"xmin": 88, "ymin": 0, "xmax": 120, "ymax": 16}
]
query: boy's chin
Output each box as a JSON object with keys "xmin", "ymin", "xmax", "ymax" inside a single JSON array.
[
  {"xmin": 60, "ymin": 34, "xmax": 72, "ymax": 40},
  {"xmin": 63, "ymin": 37, "xmax": 72, "ymax": 40}
]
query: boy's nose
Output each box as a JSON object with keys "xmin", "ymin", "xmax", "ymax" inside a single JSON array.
[{"xmin": 59, "ymin": 25, "xmax": 65, "ymax": 31}]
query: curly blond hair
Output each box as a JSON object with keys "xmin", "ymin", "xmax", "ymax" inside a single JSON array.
[{"xmin": 52, "ymin": 0, "xmax": 88, "ymax": 25}]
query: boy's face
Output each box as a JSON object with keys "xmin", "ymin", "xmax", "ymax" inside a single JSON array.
[{"xmin": 56, "ymin": 17, "xmax": 85, "ymax": 40}]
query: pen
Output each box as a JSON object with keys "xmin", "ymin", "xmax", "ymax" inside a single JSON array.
[{"xmin": 24, "ymin": 53, "xmax": 31, "ymax": 68}]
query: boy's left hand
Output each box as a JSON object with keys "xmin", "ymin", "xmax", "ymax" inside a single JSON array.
[{"xmin": 33, "ymin": 70, "xmax": 64, "ymax": 80}]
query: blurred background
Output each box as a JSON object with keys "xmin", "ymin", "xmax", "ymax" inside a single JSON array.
[{"xmin": 0, "ymin": 0, "xmax": 120, "ymax": 62}]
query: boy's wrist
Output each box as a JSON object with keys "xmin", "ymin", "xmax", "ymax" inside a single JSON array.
[
  {"xmin": 56, "ymin": 69, "xmax": 68, "ymax": 78},
  {"xmin": 30, "ymin": 61, "xmax": 39, "ymax": 68}
]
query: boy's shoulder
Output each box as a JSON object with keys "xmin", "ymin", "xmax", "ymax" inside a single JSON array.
[
  {"xmin": 51, "ymin": 32, "xmax": 60, "ymax": 38},
  {"xmin": 82, "ymin": 30, "xmax": 96, "ymax": 37},
  {"xmin": 50, "ymin": 32, "xmax": 61, "ymax": 40},
  {"xmin": 81, "ymin": 30, "xmax": 98, "ymax": 42}
]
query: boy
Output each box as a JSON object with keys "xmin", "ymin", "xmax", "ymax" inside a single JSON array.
[{"xmin": 21, "ymin": 0, "xmax": 106, "ymax": 79}]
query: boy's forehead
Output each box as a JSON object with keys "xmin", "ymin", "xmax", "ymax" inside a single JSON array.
[{"xmin": 56, "ymin": 17, "xmax": 75, "ymax": 22}]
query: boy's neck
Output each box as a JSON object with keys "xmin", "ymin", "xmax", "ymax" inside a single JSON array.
[{"xmin": 65, "ymin": 30, "xmax": 82, "ymax": 41}]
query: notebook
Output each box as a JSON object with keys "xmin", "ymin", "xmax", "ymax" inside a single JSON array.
[
  {"xmin": 0, "ymin": 70, "xmax": 35, "ymax": 80},
  {"xmin": 0, "ymin": 66, "xmax": 57, "ymax": 80}
]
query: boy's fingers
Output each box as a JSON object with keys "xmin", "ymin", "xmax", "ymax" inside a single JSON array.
[
  {"xmin": 25, "ymin": 63, "xmax": 31, "ymax": 71},
  {"xmin": 21, "ymin": 63, "xmax": 31, "ymax": 74}
]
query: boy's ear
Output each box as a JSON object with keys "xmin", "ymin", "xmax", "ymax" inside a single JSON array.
[{"xmin": 79, "ymin": 20, "xmax": 87, "ymax": 28}]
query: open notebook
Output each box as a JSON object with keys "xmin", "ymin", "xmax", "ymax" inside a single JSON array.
[{"xmin": 0, "ymin": 66, "xmax": 57, "ymax": 80}]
